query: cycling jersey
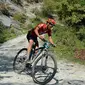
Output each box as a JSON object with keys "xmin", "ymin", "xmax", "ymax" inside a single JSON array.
[
  {"xmin": 27, "ymin": 23, "xmax": 52, "ymax": 42},
  {"xmin": 31, "ymin": 23, "xmax": 52, "ymax": 37}
]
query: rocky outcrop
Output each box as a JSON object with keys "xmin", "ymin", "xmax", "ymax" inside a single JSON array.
[
  {"xmin": 0, "ymin": 0, "xmax": 43, "ymax": 27},
  {"xmin": 0, "ymin": 0, "xmax": 24, "ymax": 27}
]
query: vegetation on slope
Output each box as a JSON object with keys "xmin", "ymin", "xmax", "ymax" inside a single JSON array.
[{"xmin": 42, "ymin": 0, "xmax": 85, "ymax": 64}]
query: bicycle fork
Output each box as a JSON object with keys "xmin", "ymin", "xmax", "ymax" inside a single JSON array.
[{"xmin": 41, "ymin": 52, "xmax": 48, "ymax": 70}]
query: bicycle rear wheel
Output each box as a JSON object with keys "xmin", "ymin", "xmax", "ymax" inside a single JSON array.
[
  {"xmin": 32, "ymin": 52, "xmax": 57, "ymax": 84},
  {"xmin": 13, "ymin": 48, "xmax": 27, "ymax": 73}
]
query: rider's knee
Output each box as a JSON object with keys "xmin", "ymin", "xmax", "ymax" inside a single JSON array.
[{"xmin": 29, "ymin": 40, "xmax": 34, "ymax": 46}]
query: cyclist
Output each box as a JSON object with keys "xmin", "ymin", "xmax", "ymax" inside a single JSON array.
[{"xmin": 26, "ymin": 18, "xmax": 56, "ymax": 61}]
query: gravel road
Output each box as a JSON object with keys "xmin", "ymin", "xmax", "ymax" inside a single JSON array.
[{"xmin": 0, "ymin": 34, "xmax": 85, "ymax": 85}]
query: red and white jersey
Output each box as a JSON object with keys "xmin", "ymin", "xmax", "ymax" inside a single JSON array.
[{"xmin": 31, "ymin": 23, "xmax": 52, "ymax": 37}]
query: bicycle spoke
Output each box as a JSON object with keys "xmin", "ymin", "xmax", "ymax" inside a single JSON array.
[{"xmin": 13, "ymin": 48, "xmax": 27, "ymax": 73}]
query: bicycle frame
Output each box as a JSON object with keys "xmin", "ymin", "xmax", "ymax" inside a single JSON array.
[
  {"xmin": 30, "ymin": 47, "xmax": 44, "ymax": 64},
  {"xmin": 29, "ymin": 41, "xmax": 50, "ymax": 64}
]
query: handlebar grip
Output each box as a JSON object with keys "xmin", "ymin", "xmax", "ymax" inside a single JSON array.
[
  {"xmin": 53, "ymin": 44, "xmax": 56, "ymax": 47},
  {"xmin": 51, "ymin": 44, "xmax": 56, "ymax": 47}
]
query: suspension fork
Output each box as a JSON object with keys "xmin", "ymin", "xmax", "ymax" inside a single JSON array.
[
  {"xmin": 45, "ymin": 51, "xmax": 48, "ymax": 67},
  {"xmin": 41, "ymin": 49, "xmax": 48, "ymax": 67}
]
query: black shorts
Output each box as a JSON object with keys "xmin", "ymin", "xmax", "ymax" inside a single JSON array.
[{"xmin": 26, "ymin": 31, "xmax": 38, "ymax": 43}]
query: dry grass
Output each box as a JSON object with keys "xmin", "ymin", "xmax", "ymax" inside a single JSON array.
[
  {"xmin": 0, "ymin": 3, "xmax": 11, "ymax": 16},
  {"xmin": 0, "ymin": 3, "xmax": 9, "ymax": 10}
]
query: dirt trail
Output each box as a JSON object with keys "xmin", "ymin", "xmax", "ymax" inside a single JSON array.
[{"xmin": 0, "ymin": 35, "xmax": 85, "ymax": 85}]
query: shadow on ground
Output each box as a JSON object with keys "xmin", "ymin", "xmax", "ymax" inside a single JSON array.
[
  {"xmin": 0, "ymin": 80, "xmax": 85, "ymax": 85},
  {"xmin": 0, "ymin": 55, "xmax": 14, "ymax": 72},
  {"xmin": 58, "ymin": 80, "xmax": 85, "ymax": 85}
]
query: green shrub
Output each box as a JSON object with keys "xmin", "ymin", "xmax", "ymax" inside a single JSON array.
[
  {"xmin": 0, "ymin": 3, "xmax": 10, "ymax": 16},
  {"xmin": 43, "ymin": 0, "xmax": 85, "ymax": 27},
  {"xmin": 13, "ymin": 13, "xmax": 27, "ymax": 23},
  {"xmin": 76, "ymin": 26, "xmax": 85, "ymax": 42},
  {"xmin": 52, "ymin": 25, "xmax": 85, "ymax": 60},
  {"xmin": 25, "ymin": 0, "xmax": 43, "ymax": 3},
  {"xmin": 0, "ymin": 22, "xmax": 17, "ymax": 43},
  {"xmin": 30, "ymin": 16, "xmax": 42, "ymax": 28},
  {"xmin": 43, "ymin": 0, "xmax": 56, "ymax": 16},
  {"xmin": 12, "ymin": 0, "xmax": 22, "ymax": 5}
]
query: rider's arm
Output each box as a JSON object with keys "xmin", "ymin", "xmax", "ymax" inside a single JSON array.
[
  {"xmin": 48, "ymin": 36, "xmax": 56, "ymax": 47},
  {"xmin": 48, "ymin": 29, "xmax": 54, "ymax": 44},
  {"xmin": 48, "ymin": 36, "xmax": 54, "ymax": 45},
  {"xmin": 48, "ymin": 29, "xmax": 56, "ymax": 46},
  {"xmin": 34, "ymin": 27, "xmax": 44, "ymax": 40}
]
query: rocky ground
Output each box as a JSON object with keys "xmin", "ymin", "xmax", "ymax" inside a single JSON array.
[{"xmin": 0, "ymin": 35, "xmax": 85, "ymax": 85}]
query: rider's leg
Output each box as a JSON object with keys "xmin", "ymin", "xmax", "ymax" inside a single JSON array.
[
  {"xmin": 26, "ymin": 39, "xmax": 34, "ymax": 61},
  {"xmin": 35, "ymin": 40, "xmax": 39, "ymax": 49},
  {"xmin": 34, "ymin": 39, "xmax": 39, "ymax": 54}
]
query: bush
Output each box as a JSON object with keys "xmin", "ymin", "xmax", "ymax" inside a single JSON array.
[
  {"xmin": 25, "ymin": 0, "xmax": 43, "ymax": 3},
  {"xmin": 0, "ymin": 3, "xmax": 10, "ymax": 16},
  {"xmin": 76, "ymin": 26, "xmax": 85, "ymax": 41},
  {"xmin": 30, "ymin": 16, "xmax": 42, "ymax": 28},
  {"xmin": 13, "ymin": 13, "xmax": 27, "ymax": 23},
  {"xmin": 52, "ymin": 25, "xmax": 85, "ymax": 59},
  {"xmin": 43, "ymin": 0, "xmax": 56, "ymax": 16},
  {"xmin": 0, "ymin": 22, "xmax": 19, "ymax": 43},
  {"xmin": 0, "ymin": 22, "xmax": 12, "ymax": 43},
  {"xmin": 12, "ymin": 0, "xmax": 22, "ymax": 6},
  {"xmin": 43, "ymin": 0, "xmax": 85, "ymax": 27}
]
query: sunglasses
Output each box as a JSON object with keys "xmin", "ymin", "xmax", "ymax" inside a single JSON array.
[{"xmin": 49, "ymin": 23, "xmax": 55, "ymax": 26}]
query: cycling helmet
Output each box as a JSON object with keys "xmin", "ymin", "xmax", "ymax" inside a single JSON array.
[{"xmin": 47, "ymin": 18, "xmax": 56, "ymax": 25}]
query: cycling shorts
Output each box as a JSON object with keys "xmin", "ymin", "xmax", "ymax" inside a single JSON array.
[{"xmin": 26, "ymin": 30, "xmax": 38, "ymax": 43}]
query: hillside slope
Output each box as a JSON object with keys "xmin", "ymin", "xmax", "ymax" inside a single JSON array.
[{"xmin": 0, "ymin": 0, "xmax": 43, "ymax": 43}]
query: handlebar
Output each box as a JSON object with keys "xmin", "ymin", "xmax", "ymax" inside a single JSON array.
[{"xmin": 42, "ymin": 39, "xmax": 56, "ymax": 49}]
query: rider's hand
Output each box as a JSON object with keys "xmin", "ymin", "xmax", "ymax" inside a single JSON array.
[
  {"xmin": 52, "ymin": 44, "xmax": 56, "ymax": 47},
  {"xmin": 39, "ymin": 35, "xmax": 45, "ymax": 41}
]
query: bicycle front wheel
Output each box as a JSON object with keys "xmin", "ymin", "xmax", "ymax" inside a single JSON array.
[
  {"xmin": 32, "ymin": 53, "xmax": 57, "ymax": 84},
  {"xmin": 13, "ymin": 48, "xmax": 27, "ymax": 73}
]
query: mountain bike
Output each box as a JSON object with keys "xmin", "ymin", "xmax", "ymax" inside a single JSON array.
[{"xmin": 13, "ymin": 40, "xmax": 57, "ymax": 84}]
